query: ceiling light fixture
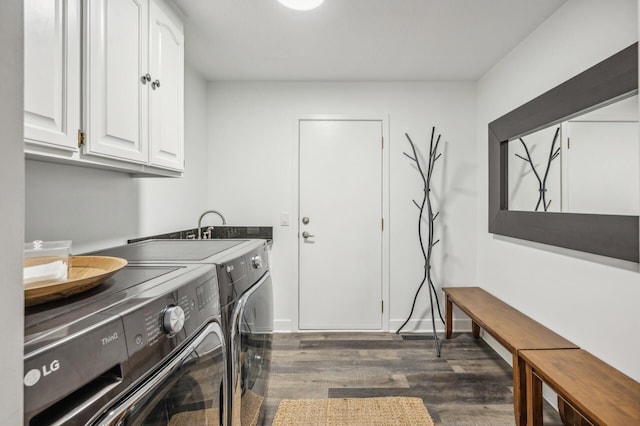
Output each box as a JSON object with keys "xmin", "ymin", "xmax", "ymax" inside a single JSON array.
[{"xmin": 277, "ymin": 0, "xmax": 324, "ymax": 11}]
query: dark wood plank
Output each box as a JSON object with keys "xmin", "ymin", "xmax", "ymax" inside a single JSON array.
[{"xmin": 520, "ymin": 349, "xmax": 640, "ymax": 426}]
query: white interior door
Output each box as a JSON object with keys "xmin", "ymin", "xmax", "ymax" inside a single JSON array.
[{"xmin": 298, "ymin": 119, "xmax": 383, "ymax": 330}]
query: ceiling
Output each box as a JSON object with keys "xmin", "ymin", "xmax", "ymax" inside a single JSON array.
[{"xmin": 171, "ymin": 0, "xmax": 567, "ymax": 82}]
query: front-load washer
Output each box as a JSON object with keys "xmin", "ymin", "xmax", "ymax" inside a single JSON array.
[
  {"xmin": 24, "ymin": 262, "xmax": 227, "ymax": 426},
  {"xmin": 93, "ymin": 239, "xmax": 273, "ymax": 426}
]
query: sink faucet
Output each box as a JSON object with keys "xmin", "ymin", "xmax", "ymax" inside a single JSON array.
[{"xmin": 197, "ymin": 210, "xmax": 227, "ymax": 239}]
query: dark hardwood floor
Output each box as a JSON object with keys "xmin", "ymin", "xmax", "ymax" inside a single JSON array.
[{"xmin": 263, "ymin": 332, "xmax": 563, "ymax": 425}]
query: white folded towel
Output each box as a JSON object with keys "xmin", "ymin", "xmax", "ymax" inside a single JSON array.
[{"xmin": 24, "ymin": 260, "xmax": 68, "ymax": 287}]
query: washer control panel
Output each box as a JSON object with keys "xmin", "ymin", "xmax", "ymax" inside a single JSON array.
[{"xmin": 117, "ymin": 266, "xmax": 219, "ymax": 379}]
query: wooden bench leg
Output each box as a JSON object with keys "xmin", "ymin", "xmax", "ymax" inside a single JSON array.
[
  {"xmin": 558, "ymin": 397, "xmax": 592, "ymax": 426},
  {"xmin": 445, "ymin": 295, "xmax": 453, "ymax": 338},
  {"xmin": 513, "ymin": 353, "xmax": 527, "ymax": 426},
  {"xmin": 525, "ymin": 363, "xmax": 543, "ymax": 426},
  {"xmin": 472, "ymin": 321, "xmax": 480, "ymax": 338}
]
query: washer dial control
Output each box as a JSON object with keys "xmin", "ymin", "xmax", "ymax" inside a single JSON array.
[
  {"xmin": 251, "ymin": 255, "xmax": 263, "ymax": 269},
  {"xmin": 162, "ymin": 305, "xmax": 185, "ymax": 335}
]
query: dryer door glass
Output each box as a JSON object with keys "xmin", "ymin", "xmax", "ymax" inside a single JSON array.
[
  {"xmin": 93, "ymin": 323, "xmax": 225, "ymax": 426},
  {"xmin": 231, "ymin": 273, "xmax": 273, "ymax": 425}
]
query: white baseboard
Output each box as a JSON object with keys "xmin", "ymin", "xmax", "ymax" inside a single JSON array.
[
  {"xmin": 273, "ymin": 319, "xmax": 293, "ymax": 333},
  {"xmin": 273, "ymin": 318, "xmax": 473, "ymax": 334},
  {"xmin": 389, "ymin": 318, "xmax": 472, "ymax": 334}
]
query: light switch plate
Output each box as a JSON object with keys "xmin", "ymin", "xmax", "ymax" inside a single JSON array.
[{"xmin": 280, "ymin": 212, "xmax": 290, "ymax": 226}]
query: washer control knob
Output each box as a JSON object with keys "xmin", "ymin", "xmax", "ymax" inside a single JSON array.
[
  {"xmin": 251, "ymin": 255, "xmax": 263, "ymax": 269},
  {"xmin": 162, "ymin": 305, "xmax": 185, "ymax": 335}
]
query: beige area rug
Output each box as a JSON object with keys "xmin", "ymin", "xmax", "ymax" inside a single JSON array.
[
  {"xmin": 168, "ymin": 407, "xmax": 219, "ymax": 426},
  {"xmin": 242, "ymin": 390, "xmax": 265, "ymax": 426},
  {"xmin": 273, "ymin": 397, "xmax": 434, "ymax": 426}
]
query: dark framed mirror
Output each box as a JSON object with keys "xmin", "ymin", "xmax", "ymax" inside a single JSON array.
[{"xmin": 488, "ymin": 42, "xmax": 639, "ymax": 262}]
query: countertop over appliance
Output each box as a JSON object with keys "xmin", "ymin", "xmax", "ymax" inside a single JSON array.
[
  {"xmin": 90, "ymin": 238, "xmax": 270, "ymax": 311},
  {"xmin": 92, "ymin": 239, "xmax": 267, "ymax": 264},
  {"xmin": 94, "ymin": 239, "xmax": 250, "ymax": 263},
  {"xmin": 128, "ymin": 226, "xmax": 272, "ymax": 243}
]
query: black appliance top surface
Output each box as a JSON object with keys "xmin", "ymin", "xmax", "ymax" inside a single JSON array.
[
  {"xmin": 25, "ymin": 265, "xmax": 181, "ymax": 332},
  {"xmin": 93, "ymin": 239, "xmax": 247, "ymax": 262},
  {"xmin": 23, "ymin": 260, "xmax": 222, "ymax": 424}
]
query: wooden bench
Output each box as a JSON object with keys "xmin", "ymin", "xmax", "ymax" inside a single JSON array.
[
  {"xmin": 443, "ymin": 287, "xmax": 579, "ymax": 426},
  {"xmin": 519, "ymin": 349, "xmax": 640, "ymax": 426}
]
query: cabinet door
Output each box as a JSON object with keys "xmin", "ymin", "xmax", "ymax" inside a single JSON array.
[
  {"xmin": 149, "ymin": 0, "xmax": 184, "ymax": 171},
  {"xmin": 85, "ymin": 0, "xmax": 148, "ymax": 163},
  {"xmin": 24, "ymin": 0, "xmax": 80, "ymax": 151}
]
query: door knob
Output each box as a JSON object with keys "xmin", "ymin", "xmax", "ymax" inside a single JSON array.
[
  {"xmin": 302, "ymin": 231, "xmax": 315, "ymax": 239},
  {"xmin": 302, "ymin": 217, "xmax": 310, "ymax": 224}
]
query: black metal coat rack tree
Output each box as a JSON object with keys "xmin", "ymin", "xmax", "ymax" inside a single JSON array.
[
  {"xmin": 514, "ymin": 127, "xmax": 561, "ymax": 212},
  {"xmin": 396, "ymin": 127, "xmax": 445, "ymax": 357}
]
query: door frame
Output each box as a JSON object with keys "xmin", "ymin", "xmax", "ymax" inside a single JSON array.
[{"xmin": 291, "ymin": 114, "xmax": 390, "ymax": 332}]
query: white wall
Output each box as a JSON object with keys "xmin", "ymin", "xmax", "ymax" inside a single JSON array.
[
  {"xmin": 0, "ymin": 1, "xmax": 24, "ymax": 423},
  {"xmin": 477, "ymin": 0, "xmax": 640, "ymax": 382},
  {"xmin": 206, "ymin": 82, "xmax": 477, "ymax": 332},
  {"xmin": 564, "ymin": 120, "xmax": 639, "ymax": 215},
  {"xmin": 25, "ymin": 65, "xmax": 210, "ymax": 253}
]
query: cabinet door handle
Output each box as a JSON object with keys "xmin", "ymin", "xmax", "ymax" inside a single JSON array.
[
  {"xmin": 151, "ymin": 80, "xmax": 161, "ymax": 90},
  {"xmin": 141, "ymin": 74, "xmax": 151, "ymax": 84}
]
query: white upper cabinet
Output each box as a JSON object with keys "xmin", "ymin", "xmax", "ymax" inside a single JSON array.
[
  {"xmin": 24, "ymin": 0, "xmax": 184, "ymax": 176},
  {"xmin": 24, "ymin": 0, "xmax": 81, "ymax": 152},
  {"xmin": 148, "ymin": 1, "xmax": 184, "ymax": 171},
  {"xmin": 84, "ymin": 0, "xmax": 149, "ymax": 164}
]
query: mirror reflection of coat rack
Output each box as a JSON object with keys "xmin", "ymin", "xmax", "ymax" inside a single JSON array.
[
  {"xmin": 488, "ymin": 42, "xmax": 639, "ymax": 262},
  {"xmin": 509, "ymin": 94, "xmax": 639, "ymax": 216}
]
